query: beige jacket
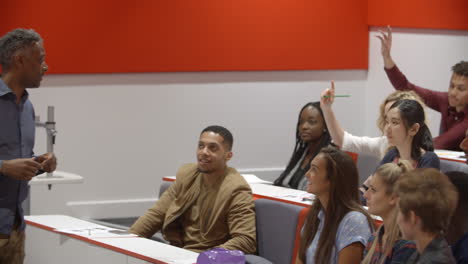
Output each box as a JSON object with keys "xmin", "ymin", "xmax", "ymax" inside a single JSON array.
[{"xmin": 129, "ymin": 163, "xmax": 256, "ymax": 254}]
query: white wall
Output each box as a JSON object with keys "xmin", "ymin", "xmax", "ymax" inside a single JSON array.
[
  {"xmin": 29, "ymin": 71, "xmax": 366, "ymax": 218},
  {"xmin": 28, "ymin": 27, "xmax": 468, "ymax": 219}
]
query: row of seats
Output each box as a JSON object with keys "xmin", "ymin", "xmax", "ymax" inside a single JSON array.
[
  {"xmin": 157, "ymin": 157, "xmax": 468, "ymax": 263},
  {"xmin": 246, "ymin": 198, "xmax": 308, "ymax": 264}
]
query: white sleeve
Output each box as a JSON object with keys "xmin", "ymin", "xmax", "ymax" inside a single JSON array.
[{"xmin": 341, "ymin": 131, "xmax": 388, "ymax": 159}]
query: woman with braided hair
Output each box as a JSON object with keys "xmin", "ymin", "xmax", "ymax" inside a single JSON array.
[{"xmin": 274, "ymin": 102, "xmax": 332, "ymax": 190}]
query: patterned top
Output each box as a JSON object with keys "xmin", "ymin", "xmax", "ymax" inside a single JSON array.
[
  {"xmin": 363, "ymin": 225, "xmax": 416, "ymax": 264},
  {"xmin": 306, "ymin": 210, "xmax": 372, "ymax": 264}
]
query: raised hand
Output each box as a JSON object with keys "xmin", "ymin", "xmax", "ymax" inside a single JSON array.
[
  {"xmin": 0, "ymin": 158, "xmax": 42, "ymax": 181},
  {"xmin": 320, "ymin": 80, "xmax": 336, "ymax": 108},
  {"xmin": 376, "ymin": 26, "xmax": 395, "ymax": 69},
  {"xmin": 319, "ymin": 80, "xmax": 346, "ymax": 148}
]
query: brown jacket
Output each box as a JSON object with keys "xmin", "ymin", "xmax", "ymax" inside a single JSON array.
[{"xmin": 129, "ymin": 163, "xmax": 257, "ymax": 253}]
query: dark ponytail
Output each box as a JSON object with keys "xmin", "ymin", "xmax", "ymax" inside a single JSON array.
[
  {"xmin": 390, "ymin": 99, "xmax": 434, "ymax": 160},
  {"xmin": 412, "ymin": 123, "xmax": 434, "ymax": 154}
]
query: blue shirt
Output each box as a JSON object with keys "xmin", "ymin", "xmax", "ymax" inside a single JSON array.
[
  {"xmin": 0, "ymin": 79, "xmax": 36, "ymax": 235},
  {"xmin": 306, "ymin": 210, "xmax": 372, "ymax": 264},
  {"xmin": 378, "ymin": 148, "xmax": 440, "ymax": 170}
]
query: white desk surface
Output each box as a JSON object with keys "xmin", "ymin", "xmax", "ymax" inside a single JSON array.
[
  {"xmin": 97, "ymin": 237, "xmax": 197, "ymax": 264},
  {"xmin": 435, "ymin": 149, "xmax": 466, "ymax": 163},
  {"xmin": 26, "ymin": 215, "xmax": 104, "ymax": 230},
  {"xmin": 249, "ymin": 183, "xmax": 313, "ymax": 206},
  {"xmin": 162, "ymin": 176, "xmax": 312, "ymax": 207},
  {"xmin": 25, "ymin": 215, "xmax": 198, "ymax": 264},
  {"xmin": 29, "ymin": 170, "xmax": 84, "ymax": 185}
]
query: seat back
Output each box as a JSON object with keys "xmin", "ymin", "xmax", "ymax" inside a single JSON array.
[
  {"xmin": 254, "ymin": 198, "xmax": 309, "ymax": 264},
  {"xmin": 440, "ymin": 159, "xmax": 468, "ymax": 174},
  {"xmin": 345, "ymin": 151, "xmax": 359, "ymax": 164},
  {"xmin": 355, "ymin": 152, "xmax": 381, "ymax": 185},
  {"xmin": 159, "ymin": 181, "xmax": 174, "ymax": 198}
]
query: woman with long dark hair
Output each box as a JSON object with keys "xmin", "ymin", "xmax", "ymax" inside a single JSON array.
[
  {"xmin": 321, "ymin": 81, "xmax": 426, "ymax": 159},
  {"xmin": 379, "ymin": 99, "xmax": 439, "ymax": 169},
  {"xmin": 274, "ymin": 102, "xmax": 331, "ymax": 190},
  {"xmin": 297, "ymin": 147, "xmax": 374, "ymax": 264}
]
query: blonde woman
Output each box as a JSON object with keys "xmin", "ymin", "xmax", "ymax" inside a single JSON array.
[{"xmin": 362, "ymin": 161, "xmax": 416, "ymax": 264}]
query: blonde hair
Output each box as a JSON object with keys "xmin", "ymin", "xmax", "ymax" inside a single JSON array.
[
  {"xmin": 396, "ymin": 168, "xmax": 458, "ymax": 234},
  {"xmin": 376, "ymin": 91, "xmax": 426, "ymax": 133},
  {"xmin": 361, "ymin": 160, "xmax": 413, "ymax": 264}
]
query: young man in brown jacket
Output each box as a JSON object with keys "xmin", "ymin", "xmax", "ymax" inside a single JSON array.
[{"xmin": 130, "ymin": 125, "xmax": 256, "ymax": 254}]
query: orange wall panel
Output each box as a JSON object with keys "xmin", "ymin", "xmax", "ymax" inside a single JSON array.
[
  {"xmin": 1, "ymin": 0, "xmax": 368, "ymax": 73},
  {"xmin": 368, "ymin": 0, "xmax": 468, "ymax": 30}
]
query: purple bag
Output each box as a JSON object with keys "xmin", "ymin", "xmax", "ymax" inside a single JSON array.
[{"xmin": 197, "ymin": 248, "xmax": 245, "ymax": 264}]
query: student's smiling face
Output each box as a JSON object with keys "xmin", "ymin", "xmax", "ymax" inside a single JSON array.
[
  {"xmin": 448, "ymin": 73, "xmax": 468, "ymax": 111},
  {"xmin": 305, "ymin": 153, "xmax": 330, "ymax": 196},
  {"xmin": 197, "ymin": 132, "xmax": 232, "ymax": 175}
]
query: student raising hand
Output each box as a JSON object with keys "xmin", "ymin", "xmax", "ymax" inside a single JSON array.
[
  {"xmin": 376, "ymin": 26, "xmax": 396, "ymax": 69},
  {"xmin": 320, "ymin": 81, "xmax": 335, "ymax": 109}
]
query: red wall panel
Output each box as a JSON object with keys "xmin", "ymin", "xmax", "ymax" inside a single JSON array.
[
  {"xmin": 1, "ymin": 0, "xmax": 368, "ymax": 73},
  {"xmin": 368, "ymin": 0, "xmax": 468, "ymax": 30}
]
